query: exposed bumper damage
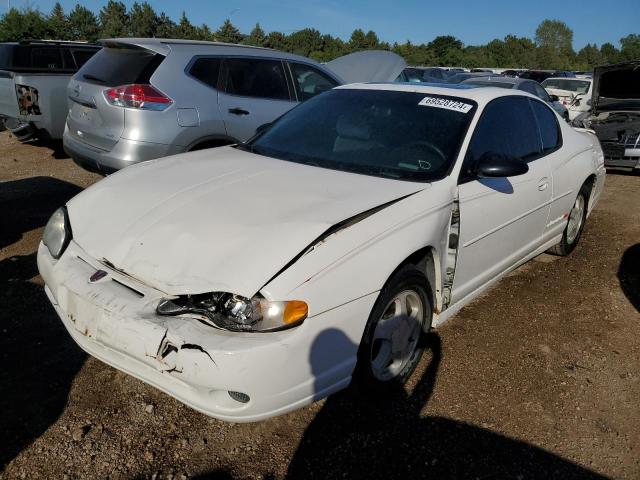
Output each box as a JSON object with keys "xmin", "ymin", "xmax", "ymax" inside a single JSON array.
[
  {"xmin": 578, "ymin": 112, "xmax": 640, "ymax": 169},
  {"xmin": 16, "ymin": 84, "xmax": 41, "ymax": 116},
  {"xmin": 37, "ymin": 240, "xmax": 375, "ymax": 422}
]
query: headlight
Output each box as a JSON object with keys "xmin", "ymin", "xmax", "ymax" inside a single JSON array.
[
  {"xmin": 43, "ymin": 207, "xmax": 71, "ymax": 259},
  {"xmin": 157, "ymin": 292, "xmax": 308, "ymax": 332}
]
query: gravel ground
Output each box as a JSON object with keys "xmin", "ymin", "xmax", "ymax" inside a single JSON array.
[{"xmin": 1, "ymin": 131, "xmax": 639, "ymax": 480}]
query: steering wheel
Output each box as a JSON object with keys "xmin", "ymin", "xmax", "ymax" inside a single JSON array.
[{"xmin": 395, "ymin": 141, "xmax": 447, "ymax": 171}]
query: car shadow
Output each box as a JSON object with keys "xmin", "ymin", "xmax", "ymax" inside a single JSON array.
[
  {"xmin": 618, "ymin": 244, "xmax": 640, "ymax": 312},
  {"xmin": 0, "ymin": 253, "xmax": 86, "ymax": 469},
  {"xmin": 193, "ymin": 329, "xmax": 606, "ymax": 479},
  {"xmin": 27, "ymin": 138, "xmax": 68, "ymax": 160},
  {"xmin": 0, "ymin": 176, "xmax": 83, "ymax": 249},
  {"xmin": 285, "ymin": 329, "xmax": 606, "ymax": 479}
]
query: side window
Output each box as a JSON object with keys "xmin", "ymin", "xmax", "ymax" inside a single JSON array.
[
  {"xmin": 290, "ymin": 62, "xmax": 338, "ymax": 101},
  {"xmin": 189, "ymin": 57, "xmax": 221, "ymax": 89},
  {"xmin": 31, "ymin": 48, "xmax": 62, "ymax": 70},
  {"xmin": 519, "ymin": 81, "xmax": 536, "ymax": 95},
  {"xmin": 462, "ymin": 97, "xmax": 541, "ymax": 181},
  {"xmin": 533, "ymin": 84, "xmax": 551, "ymax": 102},
  {"xmin": 222, "ymin": 58, "xmax": 289, "ymax": 100},
  {"xmin": 530, "ymin": 99, "xmax": 561, "ymax": 153}
]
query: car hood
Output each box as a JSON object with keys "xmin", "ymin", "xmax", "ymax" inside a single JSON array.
[
  {"xmin": 67, "ymin": 147, "xmax": 424, "ymax": 297},
  {"xmin": 326, "ymin": 50, "xmax": 406, "ymax": 84},
  {"xmin": 592, "ymin": 61, "xmax": 640, "ymax": 113}
]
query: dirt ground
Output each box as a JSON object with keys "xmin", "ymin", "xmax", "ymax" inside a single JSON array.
[{"xmin": 0, "ymin": 131, "xmax": 639, "ymax": 480}]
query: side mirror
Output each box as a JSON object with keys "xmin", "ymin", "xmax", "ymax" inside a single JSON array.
[
  {"xmin": 475, "ymin": 153, "xmax": 529, "ymax": 178},
  {"xmin": 549, "ymin": 94, "xmax": 559, "ymax": 102}
]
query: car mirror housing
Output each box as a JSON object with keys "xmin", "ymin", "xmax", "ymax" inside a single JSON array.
[
  {"xmin": 475, "ymin": 153, "xmax": 529, "ymax": 178},
  {"xmin": 549, "ymin": 94, "xmax": 559, "ymax": 102}
]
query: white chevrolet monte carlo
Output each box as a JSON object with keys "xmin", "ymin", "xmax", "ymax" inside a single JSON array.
[{"xmin": 38, "ymin": 83, "xmax": 605, "ymax": 422}]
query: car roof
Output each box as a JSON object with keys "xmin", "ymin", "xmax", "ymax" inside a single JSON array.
[
  {"xmin": 543, "ymin": 76, "xmax": 591, "ymax": 82},
  {"xmin": 336, "ymin": 82, "xmax": 540, "ymax": 105},
  {"xmin": 101, "ymin": 37, "xmax": 312, "ymax": 62}
]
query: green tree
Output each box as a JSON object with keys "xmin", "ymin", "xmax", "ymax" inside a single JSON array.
[
  {"xmin": 47, "ymin": 2, "xmax": 69, "ymax": 40},
  {"xmin": 534, "ymin": 19, "xmax": 574, "ymax": 68},
  {"xmin": 155, "ymin": 12, "xmax": 176, "ymax": 38},
  {"xmin": 0, "ymin": 8, "xmax": 48, "ymax": 41},
  {"xmin": 620, "ymin": 34, "xmax": 640, "ymax": 61},
  {"xmin": 428, "ymin": 35, "xmax": 463, "ymax": 65},
  {"xmin": 348, "ymin": 28, "xmax": 368, "ymax": 51},
  {"xmin": 99, "ymin": 1, "xmax": 128, "ymax": 38},
  {"xmin": 264, "ymin": 31, "xmax": 288, "ymax": 51},
  {"xmin": 195, "ymin": 24, "xmax": 213, "ymax": 41},
  {"xmin": 576, "ymin": 43, "xmax": 602, "ymax": 70},
  {"xmin": 600, "ymin": 42, "xmax": 620, "ymax": 64},
  {"xmin": 215, "ymin": 19, "xmax": 242, "ymax": 44},
  {"xmin": 364, "ymin": 30, "xmax": 380, "ymax": 49},
  {"xmin": 174, "ymin": 12, "xmax": 197, "ymax": 39},
  {"xmin": 68, "ymin": 5, "xmax": 99, "ymax": 41},
  {"xmin": 503, "ymin": 35, "xmax": 536, "ymax": 68},
  {"xmin": 245, "ymin": 23, "xmax": 266, "ymax": 46},
  {"xmin": 128, "ymin": 2, "xmax": 158, "ymax": 37},
  {"xmin": 287, "ymin": 28, "xmax": 323, "ymax": 57}
]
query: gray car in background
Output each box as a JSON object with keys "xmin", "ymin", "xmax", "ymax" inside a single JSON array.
[
  {"xmin": 461, "ymin": 76, "xmax": 569, "ymax": 120},
  {"xmin": 64, "ymin": 38, "xmax": 405, "ymax": 174}
]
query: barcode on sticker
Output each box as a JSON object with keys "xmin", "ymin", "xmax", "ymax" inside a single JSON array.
[{"xmin": 418, "ymin": 96, "xmax": 472, "ymax": 113}]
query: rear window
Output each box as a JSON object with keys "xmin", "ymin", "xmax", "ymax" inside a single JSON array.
[
  {"xmin": 77, "ymin": 46, "xmax": 164, "ymax": 86},
  {"xmin": 599, "ymin": 68, "xmax": 640, "ymax": 99},
  {"xmin": 0, "ymin": 44, "xmax": 99, "ymax": 72}
]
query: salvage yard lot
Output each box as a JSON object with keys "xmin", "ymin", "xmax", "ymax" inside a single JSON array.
[{"xmin": 0, "ymin": 132, "xmax": 639, "ymax": 479}]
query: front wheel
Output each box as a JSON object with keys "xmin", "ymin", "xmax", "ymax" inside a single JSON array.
[
  {"xmin": 548, "ymin": 182, "xmax": 590, "ymax": 256},
  {"xmin": 354, "ymin": 265, "xmax": 432, "ymax": 389}
]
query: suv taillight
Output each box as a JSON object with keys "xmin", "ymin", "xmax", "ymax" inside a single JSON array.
[{"xmin": 104, "ymin": 84, "xmax": 172, "ymax": 111}]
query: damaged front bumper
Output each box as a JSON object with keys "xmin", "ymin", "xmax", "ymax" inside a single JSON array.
[{"xmin": 38, "ymin": 240, "xmax": 374, "ymax": 422}]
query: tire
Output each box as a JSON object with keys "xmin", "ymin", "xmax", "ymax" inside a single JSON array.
[
  {"xmin": 353, "ymin": 265, "xmax": 432, "ymax": 390},
  {"xmin": 548, "ymin": 182, "xmax": 591, "ymax": 256}
]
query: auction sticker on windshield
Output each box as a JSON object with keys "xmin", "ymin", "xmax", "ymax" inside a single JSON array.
[{"xmin": 418, "ymin": 96, "xmax": 473, "ymax": 113}]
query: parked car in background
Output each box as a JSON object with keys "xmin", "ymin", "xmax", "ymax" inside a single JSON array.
[
  {"xmin": 446, "ymin": 72, "xmax": 493, "ymax": 84},
  {"xmin": 573, "ymin": 71, "xmax": 593, "ymax": 79},
  {"xmin": 542, "ymin": 77, "xmax": 593, "ymax": 120},
  {"xmin": 470, "ymin": 68, "xmax": 494, "ymax": 73},
  {"xmin": 397, "ymin": 67, "xmax": 451, "ymax": 83},
  {"xmin": 519, "ymin": 70, "xmax": 575, "ymax": 83},
  {"xmin": 39, "ymin": 82, "xmax": 604, "ymax": 421},
  {"xmin": 0, "ymin": 40, "xmax": 100, "ymax": 141},
  {"xmin": 501, "ymin": 69, "xmax": 524, "ymax": 77},
  {"xmin": 462, "ymin": 76, "xmax": 569, "ymax": 120},
  {"xmin": 64, "ymin": 39, "xmax": 404, "ymax": 174},
  {"xmin": 572, "ymin": 61, "xmax": 640, "ymax": 171}
]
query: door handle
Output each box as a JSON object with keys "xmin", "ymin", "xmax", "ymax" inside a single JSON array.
[
  {"xmin": 228, "ymin": 107, "xmax": 250, "ymax": 116},
  {"xmin": 537, "ymin": 177, "xmax": 549, "ymax": 191}
]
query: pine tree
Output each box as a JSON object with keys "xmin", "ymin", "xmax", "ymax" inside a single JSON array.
[
  {"xmin": 215, "ymin": 19, "xmax": 242, "ymax": 44},
  {"xmin": 99, "ymin": 1, "xmax": 128, "ymax": 38},
  {"xmin": 245, "ymin": 23, "xmax": 266, "ymax": 46},
  {"xmin": 47, "ymin": 3, "xmax": 69, "ymax": 40},
  {"xmin": 174, "ymin": 12, "xmax": 197, "ymax": 40},
  {"xmin": 155, "ymin": 12, "xmax": 176, "ymax": 38},
  {"xmin": 68, "ymin": 5, "xmax": 99, "ymax": 41},
  {"xmin": 129, "ymin": 2, "xmax": 158, "ymax": 37}
]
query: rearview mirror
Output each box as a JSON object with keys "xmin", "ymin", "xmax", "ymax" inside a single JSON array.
[
  {"xmin": 549, "ymin": 94, "xmax": 559, "ymax": 102},
  {"xmin": 475, "ymin": 154, "xmax": 529, "ymax": 178}
]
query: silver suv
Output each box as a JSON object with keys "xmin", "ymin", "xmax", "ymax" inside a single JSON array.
[{"xmin": 64, "ymin": 38, "xmax": 404, "ymax": 174}]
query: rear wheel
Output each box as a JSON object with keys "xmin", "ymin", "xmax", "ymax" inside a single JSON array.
[
  {"xmin": 548, "ymin": 182, "xmax": 590, "ymax": 256},
  {"xmin": 354, "ymin": 265, "xmax": 432, "ymax": 389}
]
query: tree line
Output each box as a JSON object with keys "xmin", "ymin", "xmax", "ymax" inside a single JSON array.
[{"xmin": 0, "ymin": 1, "xmax": 638, "ymax": 70}]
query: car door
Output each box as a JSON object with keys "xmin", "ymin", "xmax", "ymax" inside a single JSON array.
[
  {"xmin": 217, "ymin": 57, "xmax": 296, "ymax": 142},
  {"xmin": 451, "ymin": 96, "xmax": 552, "ymax": 303}
]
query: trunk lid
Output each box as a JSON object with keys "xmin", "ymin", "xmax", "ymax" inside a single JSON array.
[{"xmin": 67, "ymin": 43, "xmax": 165, "ymax": 151}]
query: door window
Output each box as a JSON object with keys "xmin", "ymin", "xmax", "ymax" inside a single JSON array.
[
  {"xmin": 31, "ymin": 48, "xmax": 62, "ymax": 70},
  {"xmin": 289, "ymin": 62, "xmax": 338, "ymax": 101},
  {"xmin": 530, "ymin": 99, "xmax": 562, "ymax": 153},
  {"xmin": 533, "ymin": 84, "xmax": 551, "ymax": 102},
  {"xmin": 461, "ymin": 97, "xmax": 542, "ymax": 181},
  {"xmin": 222, "ymin": 58, "xmax": 289, "ymax": 100}
]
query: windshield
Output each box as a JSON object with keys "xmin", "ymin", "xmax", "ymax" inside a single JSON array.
[
  {"xmin": 246, "ymin": 89, "xmax": 477, "ymax": 182},
  {"xmin": 542, "ymin": 78, "xmax": 590, "ymax": 94}
]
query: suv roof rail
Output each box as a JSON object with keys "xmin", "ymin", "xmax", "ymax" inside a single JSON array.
[{"xmin": 16, "ymin": 39, "xmax": 99, "ymax": 46}]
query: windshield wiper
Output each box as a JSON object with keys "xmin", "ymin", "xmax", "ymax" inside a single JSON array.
[{"xmin": 82, "ymin": 74, "xmax": 106, "ymax": 84}]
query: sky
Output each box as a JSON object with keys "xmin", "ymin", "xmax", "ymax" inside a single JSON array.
[{"xmin": 10, "ymin": 0, "xmax": 640, "ymax": 49}]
